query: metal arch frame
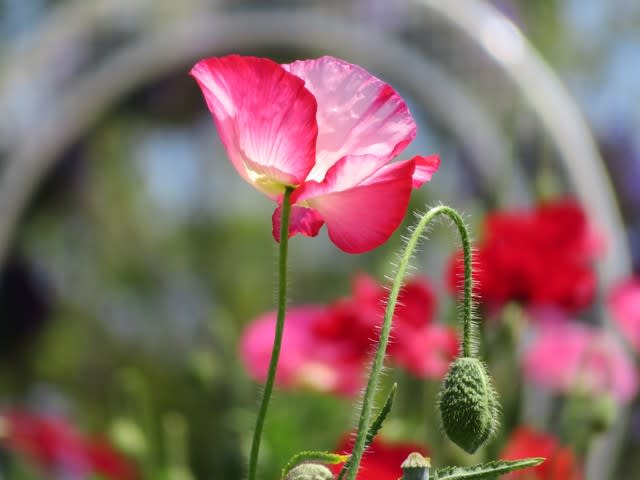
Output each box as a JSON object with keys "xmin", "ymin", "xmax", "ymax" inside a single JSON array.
[
  {"xmin": 0, "ymin": 9, "xmax": 512, "ymax": 262},
  {"xmin": 414, "ymin": 0, "xmax": 630, "ymax": 282}
]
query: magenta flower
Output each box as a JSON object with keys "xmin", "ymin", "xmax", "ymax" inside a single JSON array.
[
  {"xmin": 241, "ymin": 306, "xmax": 365, "ymax": 395},
  {"xmin": 608, "ymin": 277, "xmax": 640, "ymax": 354},
  {"xmin": 191, "ymin": 55, "xmax": 439, "ymax": 253},
  {"xmin": 240, "ymin": 274, "xmax": 458, "ymax": 396},
  {"xmin": 523, "ymin": 322, "xmax": 638, "ymax": 403}
]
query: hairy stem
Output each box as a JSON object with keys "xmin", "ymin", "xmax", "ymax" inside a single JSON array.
[
  {"xmin": 346, "ymin": 205, "xmax": 475, "ymax": 480},
  {"xmin": 247, "ymin": 187, "xmax": 294, "ymax": 480}
]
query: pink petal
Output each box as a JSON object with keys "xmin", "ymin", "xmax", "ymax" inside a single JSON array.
[
  {"xmin": 295, "ymin": 158, "xmax": 415, "ymax": 253},
  {"xmin": 411, "ymin": 155, "xmax": 441, "ymax": 188},
  {"xmin": 272, "ymin": 205, "xmax": 325, "ymax": 242},
  {"xmin": 240, "ymin": 307, "xmax": 326, "ymax": 387},
  {"xmin": 239, "ymin": 306, "xmax": 365, "ymax": 396},
  {"xmin": 283, "ymin": 56, "xmax": 417, "ymax": 182},
  {"xmin": 390, "ymin": 324, "xmax": 459, "ymax": 378},
  {"xmin": 190, "ymin": 55, "xmax": 318, "ymax": 197}
]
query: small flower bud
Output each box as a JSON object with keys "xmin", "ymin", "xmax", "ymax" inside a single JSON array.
[
  {"xmin": 401, "ymin": 452, "xmax": 431, "ymax": 480},
  {"xmin": 438, "ymin": 357, "xmax": 500, "ymax": 454},
  {"xmin": 563, "ymin": 390, "xmax": 617, "ymax": 436},
  {"xmin": 284, "ymin": 463, "xmax": 334, "ymax": 480},
  {"xmin": 590, "ymin": 394, "xmax": 617, "ymax": 433}
]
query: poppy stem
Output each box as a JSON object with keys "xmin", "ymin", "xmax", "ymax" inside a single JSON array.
[
  {"xmin": 345, "ymin": 205, "xmax": 475, "ymax": 480},
  {"xmin": 247, "ymin": 186, "xmax": 295, "ymax": 480}
]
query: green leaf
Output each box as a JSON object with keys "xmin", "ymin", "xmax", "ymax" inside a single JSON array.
[
  {"xmin": 434, "ymin": 458, "xmax": 544, "ymax": 479},
  {"xmin": 337, "ymin": 383, "xmax": 398, "ymax": 480},
  {"xmin": 282, "ymin": 451, "xmax": 348, "ymax": 477}
]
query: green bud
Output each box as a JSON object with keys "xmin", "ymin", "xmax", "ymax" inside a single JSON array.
[
  {"xmin": 284, "ymin": 463, "xmax": 334, "ymax": 480},
  {"xmin": 590, "ymin": 394, "xmax": 617, "ymax": 433},
  {"xmin": 438, "ymin": 357, "xmax": 500, "ymax": 454},
  {"xmin": 401, "ymin": 452, "xmax": 431, "ymax": 480},
  {"xmin": 564, "ymin": 390, "xmax": 617, "ymax": 435}
]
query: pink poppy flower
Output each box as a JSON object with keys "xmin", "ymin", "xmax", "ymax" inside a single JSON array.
[
  {"xmin": 522, "ymin": 323, "xmax": 638, "ymax": 403},
  {"xmin": 241, "ymin": 306, "xmax": 366, "ymax": 395},
  {"xmin": 608, "ymin": 277, "xmax": 640, "ymax": 354},
  {"xmin": 191, "ymin": 55, "xmax": 439, "ymax": 253},
  {"xmin": 240, "ymin": 274, "xmax": 458, "ymax": 396}
]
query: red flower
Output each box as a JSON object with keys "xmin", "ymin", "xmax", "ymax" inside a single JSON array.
[
  {"xmin": 240, "ymin": 274, "xmax": 458, "ymax": 396},
  {"xmin": 191, "ymin": 55, "xmax": 439, "ymax": 253},
  {"xmin": 2, "ymin": 410, "xmax": 138, "ymax": 480},
  {"xmin": 330, "ymin": 434, "xmax": 429, "ymax": 480},
  {"xmin": 501, "ymin": 426, "xmax": 582, "ymax": 480},
  {"xmin": 448, "ymin": 199, "xmax": 602, "ymax": 313}
]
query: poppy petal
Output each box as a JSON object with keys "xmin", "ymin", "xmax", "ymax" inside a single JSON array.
[
  {"xmin": 411, "ymin": 154, "xmax": 441, "ymax": 188},
  {"xmin": 296, "ymin": 158, "xmax": 415, "ymax": 253},
  {"xmin": 191, "ymin": 55, "xmax": 318, "ymax": 197},
  {"xmin": 272, "ymin": 205, "xmax": 325, "ymax": 241},
  {"xmin": 283, "ymin": 56, "xmax": 416, "ymax": 182}
]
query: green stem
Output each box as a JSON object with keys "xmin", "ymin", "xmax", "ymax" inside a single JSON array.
[
  {"xmin": 247, "ymin": 186, "xmax": 294, "ymax": 480},
  {"xmin": 345, "ymin": 205, "xmax": 474, "ymax": 480}
]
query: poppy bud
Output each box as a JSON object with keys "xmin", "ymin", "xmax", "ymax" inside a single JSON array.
[
  {"xmin": 563, "ymin": 390, "xmax": 617, "ymax": 436},
  {"xmin": 401, "ymin": 452, "xmax": 431, "ymax": 480},
  {"xmin": 438, "ymin": 357, "xmax": 500, "ymax": 453},
  {"xmin": 284, "ymin": 463, "xmax": 334, "ymax": 480}
]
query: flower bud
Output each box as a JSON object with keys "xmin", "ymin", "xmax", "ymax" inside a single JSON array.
[
  {"xmin": 401, "ymin": 452, "xmax": 431, "ymax": 480},
  {"xmin": 563, "ymin": 390, "xmax": 617, "ymax": 436},
  {"xmin": 284, "ymin": 463, "xmax": 334, "ymax": 480},
  {"xmin": 438, "ymin": 357, "xmax": 500, "ymax": 453},
  {"xmin": 590, "ymin": 394, "xmax": 617, "ymax": 433}
]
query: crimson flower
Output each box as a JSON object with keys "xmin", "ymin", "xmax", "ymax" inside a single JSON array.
[
  {"xmin": 500, "ymin": 426, "xmax": 582, "ymax": 480},
  {"xmin": 330, "ymin": 434, "xmax": 429, "ymax": 480},
  {"xmin": 447, "ymin": 199, "xmax": 602, "ymax": 312},
  {"xmin": 240, "ymin": 274, "xmax": 458, "ymax": 396},
  {"xmin": 522, "ymin": 322, "xmax": 638, "ymax": 403},
  {"xmin": 1, "ymin": 409, "xmax": 138, "ymax": 480},
  {"xmin": 191, "ymin": 55, "xmax": 439, "ymax": 253},
  {"xmin": 608, "ymin": 276, "xmax": 640, "ymax": 354}
]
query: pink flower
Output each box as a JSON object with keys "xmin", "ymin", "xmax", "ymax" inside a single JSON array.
[
  {"xmin": 608, "ymin": 277, "xmax": 640, "ymax": 354},
  {"xmin": 191, "ymin": 55, "xmax": 439, "ymax": 253},
  {"xmin": 523, "ymin": 323, "xmax": 638, "ymax": 403},
  {"xmin": 241, "ymin": 306, "xmax": 365, "ymax": 395},
  {"xmin": 240, "ymin": 274, "xmax": 458, "ymax": 396}
]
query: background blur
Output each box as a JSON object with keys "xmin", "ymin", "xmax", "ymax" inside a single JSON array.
[{"xmin": 0, "ymin": 0, "xmax": 639, "ymax": 479}]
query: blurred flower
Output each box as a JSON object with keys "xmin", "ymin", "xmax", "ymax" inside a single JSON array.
[
  {"xmin": 501, "ymin": 426, "xmax": 582, "ymax": 480},
  {"xmin": 240, "ymin": 274, "xmax": 458, "ymax": 396},
  {"xmin": 608, "ymin": 276, "xmax": 640, "ymax": 354},
  {"xmin": 448, "ymin": 199, "xmax": 602, "ymax": 313},
  {"xmin": 191, "ymin": 55, "xmax": 439, "ymax": 253},
  {"xmin": 1, "ymin": 410, "xmax": 138, "ymax": 480},
  {"xmin": 330, "ymin": 434, "xmax": 429, "ymax": 480},
  {"xmin": 523, "ymin": 322, "xmax": 638, "ymax": 403}
]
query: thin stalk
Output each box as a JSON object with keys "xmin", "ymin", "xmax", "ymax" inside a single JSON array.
[
  {"xmin": 345, "ymin": 205, "xmax": 474, "ymax": 480},
  {"xmin": 247, "ymin": 186, "xmax": 294, "ymax": 480}
]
